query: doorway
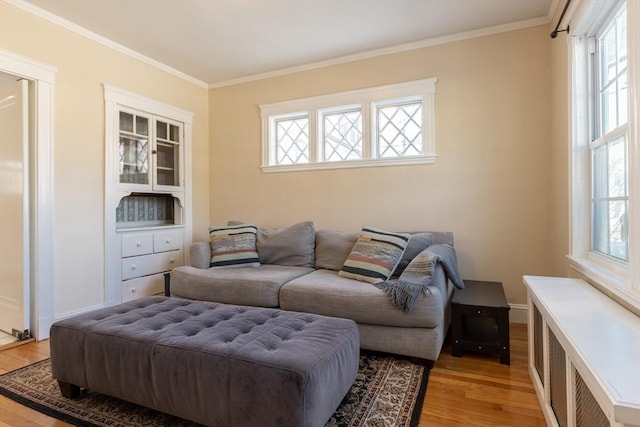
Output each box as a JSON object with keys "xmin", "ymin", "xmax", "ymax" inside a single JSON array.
[
  {"xmin": 0, "ymin": 50, "xmax": 55, "ymax": 341},
  {"xmin": 0, "ymin": 73, "xmax": 30, "ymax": 345}
]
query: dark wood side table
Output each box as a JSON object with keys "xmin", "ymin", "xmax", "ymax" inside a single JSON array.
[{"xmin": 451, "ymin": 280, "xmax": 510, "ymax": 365}]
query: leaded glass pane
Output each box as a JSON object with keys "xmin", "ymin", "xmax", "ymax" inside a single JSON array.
[
  {"xmin": 119, "ymin": 136, "xmax": 149, "ymax": 184},
  {"xmin": 275, "ymin": 116, "xmax": 309, "ymax": 165},
  {"xmin": 323, "ymin": 110, "xmax": 362, "ymax": 162},
  {"xmin": 377, "ymin": 101, "xmax": 422, "ymax": 158}
]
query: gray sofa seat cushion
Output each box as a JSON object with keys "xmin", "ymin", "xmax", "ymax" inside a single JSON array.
[
  {"xmin": 280, "ymin": 267, "xmax": 448, "ymax": 328},
  {"xmin": 171, "ymin": 265, "xmax": 314, "ymax": 307}
]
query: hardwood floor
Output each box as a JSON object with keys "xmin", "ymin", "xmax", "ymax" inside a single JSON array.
[
  {"xmin": 0, "ymin": 324, "xmax": 544, "ymax": 426},
  {"xmin": 420, "ymin": 323, "xmax": 546, "ymax": 426}
]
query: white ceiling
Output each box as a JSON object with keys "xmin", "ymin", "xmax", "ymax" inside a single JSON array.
[{"xmin": 20, "ymin": 0, "xmax": 556, "ymax": 87}]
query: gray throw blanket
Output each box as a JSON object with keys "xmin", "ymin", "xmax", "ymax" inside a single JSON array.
[{"xmin": 376, "ymin": 244, "xmax": 465, "ymax": 312}]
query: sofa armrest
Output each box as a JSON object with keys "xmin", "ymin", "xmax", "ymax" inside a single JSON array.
[{"xmin": 189, "ymin": 242, "xmax": 211, "ymax": 269}]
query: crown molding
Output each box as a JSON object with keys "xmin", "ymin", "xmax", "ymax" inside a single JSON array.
[
  {"xmin": 4, "ymin": 0, "xmax": 208, "ymax": 89},
  {"xmin": 208, "ymin": 15, "xmax": 551, "ymax": 89},
  {"xmin": 4, "ymin": 0, "xmax": 553, "ymax": 91}
]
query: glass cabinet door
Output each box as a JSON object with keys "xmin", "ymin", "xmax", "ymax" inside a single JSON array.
[
  {"xmin": 119, "ymin": 111, "xmax": 150, "ymax": 185},
  {"xmin": 154, "ymin": 119, "xmax": 181, "ymax": 187}
]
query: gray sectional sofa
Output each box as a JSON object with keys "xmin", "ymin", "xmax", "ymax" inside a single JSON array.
[{"xmin": 170, "ymin": 221, "xmax": 459, "ymax": 363}]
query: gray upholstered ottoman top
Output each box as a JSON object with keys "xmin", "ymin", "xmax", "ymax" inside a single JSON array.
[{"xmin": 50, "ymin": 296, "xmax": 360, "ymax": 427}]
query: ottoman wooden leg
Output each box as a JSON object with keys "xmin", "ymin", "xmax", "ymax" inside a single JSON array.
[{"xmin": 58, "ymin": 380, "xmax": 81, "ymax": 398}]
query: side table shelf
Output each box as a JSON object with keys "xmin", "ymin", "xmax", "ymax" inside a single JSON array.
[{"xmin": 451, "ymin": 280, "xmax": 510, "ymax": 365}]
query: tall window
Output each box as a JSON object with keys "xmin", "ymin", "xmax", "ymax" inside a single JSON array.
[
  {"xmin": 590, "ymin": 4, "xmax": 628, "ymax": 261},
  {"xmin": 570, "ymin": 0, "xmax": 640, "ymax": 305},
  {"xmin": 261, "ymin": 78, "xmax": 437, "ymax": 172}
]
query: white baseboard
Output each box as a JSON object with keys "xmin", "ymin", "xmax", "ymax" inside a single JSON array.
[
  {"xmin": 509, "ymin": 303, "xmax": 528, "ymax": 324},
  {"xmin": 36, "ymin": 303, "xmax": 108, "ymax": 340}
]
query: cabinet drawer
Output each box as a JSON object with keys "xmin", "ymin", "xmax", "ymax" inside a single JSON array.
[
  {"xmin": 153, "ymin": 229, "xmax": 183, "ymax": 253},
  {"xmin": 121, "ymin": 248, "xmax": 183, "ymax": 280},
  {"xmin": 122, "ymin": 233, "xmax": 153, "ymax": 257},
  {"xmin": 122, "ymin": 273, "xmax": 165, "ymax": 302}
]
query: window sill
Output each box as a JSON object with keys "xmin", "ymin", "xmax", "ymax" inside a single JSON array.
[
  {"xmin": 261, "ymin": 155, "xmax": 437, "ymax": 173},
  {"xmin": 567, "ymin": 255, "xmax": 640, "ymax": 317}
]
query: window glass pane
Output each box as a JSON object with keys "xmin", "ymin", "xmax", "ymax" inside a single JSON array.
[
  {"xmin": 377, "ymin": 101, "xmax": 422, "ymax": 158},
  {"xmin": 156, "ymin": 121, "xmax": 167, "ymax": 140},
  {"xmin": 608, "ymin": 136, "xmax": 626, "ymax": 198},
  {"xmin": 618, "ymin": 8, "xmax": 627, "ymax": 72},
  {"xmin": 119, "ymin": 112, "xmax": 133, "ymax": 133},
  {"xmin": 618, "ymin": 72, "xmax": 628, "ymax": 125},
  {"xmin": 601, "ymin": 26, "xmax": 617, "ymax": 85},
  {"xmin": 323, "ymin": 110, "xmax": 362, "ymax": 162},
  {"xmin": 169, "ymin": 124, "xmax": 180, "ymax": 142},
  {"xmin": 592, "ymin": 200, "xmax": 608, "ymax": 254},
  {"xmin": 592, "ymin": 145, "xmax": 607, "ymax": 200},
  {"xmin": 136, "ymin": 116, "xmax": 148, "ymax": 136},
  {"xmin": 275, "ymin": 116, "xmax": 309, "ymax": 165},
  {"xmin": 601, "ymin": 83, "xmax": 617, "ymax": 134},
  {"xmin": 609, "ymin": 199, "xmax": 627, "ymax": 260}
]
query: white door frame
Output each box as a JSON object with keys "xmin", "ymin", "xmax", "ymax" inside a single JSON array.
[{"xmin": 0, "ymin": 49, "xmax": 56, "ymax": 340}]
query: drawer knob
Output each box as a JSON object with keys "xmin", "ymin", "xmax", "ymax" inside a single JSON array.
[
  {"xmin": 478, "ymin": 345, "xmax": 482, "ymax": 350},
  {"xmin": 130, "ymin": 265, "xmax": 136, "ymax": 270},
  {"xmin": 170, "ymin": 258, "xmax": 175, "ymax": 263},
  {"xmin": 131, "ymin": 287, "xmax": 136, "ymax": 293},
  {"xmin": 476, "ymin": 310, "xmax": 481, "ymax": 314},
  {"xmin": 136, "ymin": 242, "xmax": 142, "ymax": 247},
  {"xmin": 166, "ymin": 239, "xmax": 171, "ymax": 243}
]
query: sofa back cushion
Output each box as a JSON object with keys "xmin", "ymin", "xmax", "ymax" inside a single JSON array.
[
  {"xmin": 394, "ymin": 232, "xmax": 434, "ymax": 276},
  {"xmin": 315, "ymin": 230, "xmax": 359, "ymax": 271},
  {"xmin": 257, "ymin": 221, "xmax": 316, "ymax": 267}
]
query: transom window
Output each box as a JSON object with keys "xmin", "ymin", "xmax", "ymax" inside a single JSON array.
[{"xmin": 261, "ymin": 78, "xmax": 437, "ymax": 172}]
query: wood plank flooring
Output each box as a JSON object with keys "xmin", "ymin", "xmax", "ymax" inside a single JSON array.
[
  {"xmin": 420, "ymin": 323, "xmax": 545, "ymax": 426},
  {"xmin": 0, "ymin": 324, "xmax": 544, "ymax": 426}
]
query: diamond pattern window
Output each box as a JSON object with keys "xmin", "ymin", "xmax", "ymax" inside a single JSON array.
[
  {"xmin": 376, "ymin": 100, "xmax": 422, "ymax": 158},
  {"xmin": 274, "ymin": 115, "xmax": 309, "ymax": 165},
  {"xmin": 322, "ymin": 108, "xmax": 363, "ymax": 162},
  {"xmin": 261, "ymin": 77, "xmax": 437, "ymax": 171}
]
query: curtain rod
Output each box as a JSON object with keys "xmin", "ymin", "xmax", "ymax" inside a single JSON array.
[{"xmin": 550, "ymin": 0, "xmax": 572, "ymax": 38}]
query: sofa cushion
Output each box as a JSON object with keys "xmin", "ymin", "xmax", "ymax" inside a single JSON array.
[
  {"xmin": 315, "ymin": 230, "xmax": 359, "ymax": 271},
  {"xmin": 256, "ymin": 221, "xmax": 316, "ymax": 267},
  {"xmin": 280, "ymin": 269, "xmax": 446, "ymax": 328},
  {"xmin": 394, "ymin": 232, "xmax": 434, "ymax": 276},
  {"xmin": 209, "ymin": 224, "xmax": 260, "ymax": 268},
  {"xmin": 170, "ymin": 265, "xmax": 314, "ymax": 307},
  {"xmin": 338, "ymin": 227, "xmax": 409, "ymax": 284}
]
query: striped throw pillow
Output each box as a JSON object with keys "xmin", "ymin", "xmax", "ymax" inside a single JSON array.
[
  {"xmin": 339, "ymin": 227, "xmax": 410, "ymax": 284},
  {"xmin": 209, "ymin": 224, "xmax": 260, "ymax": 268}
]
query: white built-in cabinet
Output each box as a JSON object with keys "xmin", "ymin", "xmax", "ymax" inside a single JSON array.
[{"xmin": 104, "ymin": 85, "xmax": 193, "ymax": 306}]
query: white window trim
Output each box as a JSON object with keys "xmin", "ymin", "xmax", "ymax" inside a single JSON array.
[
  {"xmin": 569, "ymin": 0, "xmax": 640, "ymax": 314},
  {"xmin": 260, "ymin": 78, "xmax": 437, "ymax": 173}
]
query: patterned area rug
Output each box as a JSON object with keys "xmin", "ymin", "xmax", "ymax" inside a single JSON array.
[{"xmin": 0, "ymin": 351, "xmax": 428, "ymax": 427}]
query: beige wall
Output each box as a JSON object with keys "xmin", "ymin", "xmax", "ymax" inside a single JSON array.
[
  {"xmin": 549, "ymin": 10, "xmax": 571, "ymax": 277},
  {"xmin": 209, "ymin": 25, "xmax": 556, "ymax": 305},
  {"xmin": 0, "ymin": 2, "xmax": 210, "ymax": 316}
]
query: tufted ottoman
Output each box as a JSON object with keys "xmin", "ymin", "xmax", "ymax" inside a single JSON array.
[{"xmin": 50, "ymin": 296, "xmax": 359, "ymax": 427}]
